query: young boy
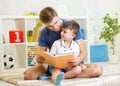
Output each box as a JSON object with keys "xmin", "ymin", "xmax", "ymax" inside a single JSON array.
[
  {"xmin": 48, "ymin": 20, "xmax": 86, "ymax": 85},
  {"xmin": 24, "ymin": 7, "xmax": 103, "ymax": 81}
]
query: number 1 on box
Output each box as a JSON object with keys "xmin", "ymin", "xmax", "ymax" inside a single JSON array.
[{"xmin": 15, "ymin": 32, "xmax": 20, "ymax": 42}]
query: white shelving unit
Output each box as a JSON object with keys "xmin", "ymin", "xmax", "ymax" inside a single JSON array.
[
  {"xmin": 0, "ymin": 16, "xmax": 39, "ymax": 73},
  {"xmin": 0, "ymin": 16, "xmax": 90, "ymax": 73}
]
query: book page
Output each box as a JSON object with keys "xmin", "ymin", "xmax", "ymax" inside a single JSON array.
[
  {"xmin": 54, "ymin": 54, "xmax": 74, "ymax": 69},
  {"xmin": 38, "ymin": 48, "xmax": 74, "ymax": 69},
  {"xmin": 39, "ymin": 48, "xmax": 56, "ymax": 66}
]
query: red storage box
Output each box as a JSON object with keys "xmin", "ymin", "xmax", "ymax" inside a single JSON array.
[{"xmin": 9, "ymin": 30, "xmax": 23, "ymax": 43}]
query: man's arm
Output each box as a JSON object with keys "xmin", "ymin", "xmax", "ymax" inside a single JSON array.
[
  {"xmin": 39, "ymin": 46, "xmax": 47, "ymax": 51},
  {"xmin": 68, "ymin": 39, "xmax": 86, "ymax": 66},
  {"xmin": 75, "ymin": 39, "xmax": 86, "ymax": 63}
]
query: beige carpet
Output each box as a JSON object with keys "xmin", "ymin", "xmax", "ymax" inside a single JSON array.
[
  {"xmin": 0, "ymin": 63, "xmax": 120, "ymax": 86},
  {"xmin": 0, "ymin": 72, "xmax": 120, "ymax": 86}
]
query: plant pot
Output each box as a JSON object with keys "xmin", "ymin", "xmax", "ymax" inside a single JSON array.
[{"xmin": 109, "ymin": 54, "xmax": 120, "ymax": 64}]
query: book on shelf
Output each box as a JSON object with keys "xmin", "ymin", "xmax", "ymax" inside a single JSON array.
[
  {"xmin": 27, "ymin": 30, "xmax": 33, "ymax": 42},
  {"xmin": 27, "ymin": 46, "xmax": 38, "ymax": 66},
  {"xmin": 32, "ymin": 27, "xmax": 40, "ymax": 42},
  {"xmin": 38, "ymin": 48, "xmax": 74, "ymax": 69}
]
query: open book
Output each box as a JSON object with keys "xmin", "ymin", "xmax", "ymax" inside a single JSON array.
[{"xmin": 38, "ymin": 48, "xmax": 74, "ymax": 69}]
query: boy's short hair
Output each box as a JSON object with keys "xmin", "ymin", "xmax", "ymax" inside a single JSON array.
[
  {"xmin": 39, "ymin": 7, "xmax": 58, "ymax": 24},
  {"xmin": 62, "ymin": 20, "xmax": 80, "ymax": 35}
]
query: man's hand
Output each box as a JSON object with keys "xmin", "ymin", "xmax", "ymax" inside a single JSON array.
[
  {"xmin": 36, "ymin": 47, "xmax": 47, "ymax": 64},
  {"xmin": 36, "ymin": 54, "xmax": 45, "ymax": 64},
  {"xmin": 68, "ymin": 57, "xmax": 80, "ymax": 67}
]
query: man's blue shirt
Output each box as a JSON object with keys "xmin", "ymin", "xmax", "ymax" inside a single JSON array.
[{"xmin": 38, "ymin": 19, "xmax": 83, "ymax": 49}]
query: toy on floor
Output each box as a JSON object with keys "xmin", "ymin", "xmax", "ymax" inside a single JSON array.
[{"xmin": 4, "ymin": 54, "xmax": 16, "ymax": 69}]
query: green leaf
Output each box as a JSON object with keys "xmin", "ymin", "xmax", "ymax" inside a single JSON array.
[{"xmin": 99, "ymin": 13, "xmax": 120, "ymax": 55}]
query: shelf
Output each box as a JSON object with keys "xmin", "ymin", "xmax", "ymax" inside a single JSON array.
[
  {"xmin": 0, "ymin": 16, "xmax": 39, "ymax": 72},
  {"xmin": 0, "ymin": 16, "xmax": 90, "ymax": 72},
  {"xmin": 27, "ymin": 42, "xmax": 39, "ymax": 46}
]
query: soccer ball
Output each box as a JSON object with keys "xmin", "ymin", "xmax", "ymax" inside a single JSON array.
[{"xmin": 4, "ymin": 54, "xmax": 16, "ymax": 69}]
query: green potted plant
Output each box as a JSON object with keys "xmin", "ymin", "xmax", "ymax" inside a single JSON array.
[{"xmin": 99, "ymin": 13, "xmax": 120, "ymax": 63}]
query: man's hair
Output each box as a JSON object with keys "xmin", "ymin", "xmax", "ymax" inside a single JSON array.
[
  {"xmin": 62, "ymin": 20, "xmax": 80, "ymax": 35},
  {"xmin": 39, "ymin": 7, "xmax": 58, "ymax": 23}
]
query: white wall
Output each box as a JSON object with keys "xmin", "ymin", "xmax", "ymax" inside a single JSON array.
[
  {"xmin": 0, "ymin": 0, "xmax": 120, "ymax": 55},
  {"xmin": 0, "ymin": 0, "xmax": 120, "ymax": 16}
]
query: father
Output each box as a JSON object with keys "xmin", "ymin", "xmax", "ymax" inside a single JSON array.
[{"xmin": 24, "ymin": 7, "xmax": 103, "ymax": 80}]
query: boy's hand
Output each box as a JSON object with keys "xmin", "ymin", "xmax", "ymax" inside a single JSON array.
[
  {"xmin": 36, "ymin": 54, "xmax": 45, "ymax": 63},
  {"xmin": 68, "ymin": 57, "xmax": 80, "ymax": 67},
  {"xmin": 80, "ymin": 64, "xmax": 87, "ymax": 71}
]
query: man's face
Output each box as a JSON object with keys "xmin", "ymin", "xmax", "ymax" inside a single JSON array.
[{"xmin": 45, "ymin": 17, "xmax": 62, "ymax": 32}]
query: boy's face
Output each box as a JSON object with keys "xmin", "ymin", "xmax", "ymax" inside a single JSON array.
[
  {"xmin": 45, "ymin": 17, "xmax": 62, "ymax": 32},
  {"xmin": 61, "ymin": 28, "xmax": 75, "ymax": 41}
]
